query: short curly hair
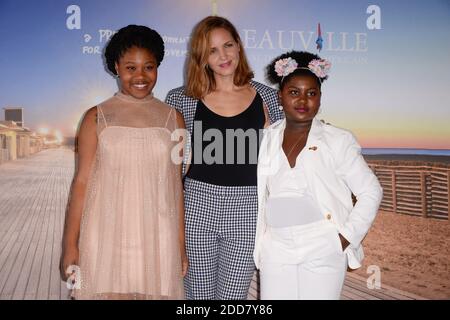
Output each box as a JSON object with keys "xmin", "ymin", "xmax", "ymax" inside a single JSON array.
[
  {"xmin": 104, "ymin": 25, "xmax": 165, "ymax": 75},
  {"xmin": 266, "ymin": 51, "xmax": 327, "ymax": 89}
]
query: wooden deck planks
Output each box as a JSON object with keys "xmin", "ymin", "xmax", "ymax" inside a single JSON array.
[
  {"xmin": 0, "ymin": 149, "xmax": 72, "ymax": 300},
  {"xmin": 0, "ymin": 148, "xmax": 427, "ymax": 300}
]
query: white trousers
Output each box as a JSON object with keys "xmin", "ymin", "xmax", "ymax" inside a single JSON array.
[{"xmin": 260, "ymin": 220, "xmax": 347, "ymax": 300}]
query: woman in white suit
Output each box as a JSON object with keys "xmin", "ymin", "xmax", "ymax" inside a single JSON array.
[{"xmin": 254, "ymin": 51, "xmax": 383, "ymax": 300}]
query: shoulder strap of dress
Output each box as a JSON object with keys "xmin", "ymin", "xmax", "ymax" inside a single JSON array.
[
  {"xmin": 97, "ymin": 105, "xmax": 108, "ymax": 128},
  {"xmin": 164, "ymin": 108, "xmax": 175, "ymax": 129}
]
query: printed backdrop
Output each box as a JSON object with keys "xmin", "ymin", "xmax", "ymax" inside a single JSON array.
[{"xmin": 1, "ymin": 0, "xmax": 449, "ymax": 151}]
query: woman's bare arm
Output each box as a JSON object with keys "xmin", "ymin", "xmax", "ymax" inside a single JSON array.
[
  {"xmin": 175, "ymin": 110, "xmax": 189, "ymax": 277},
  {"xmin": 60, "ymin": 107, "xmax": 98, "ymax": 280}
]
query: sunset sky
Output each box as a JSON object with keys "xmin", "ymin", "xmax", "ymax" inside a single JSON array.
[{"xmin": 0, "ymin": 0, "xmax": 449, "ymax": 149}]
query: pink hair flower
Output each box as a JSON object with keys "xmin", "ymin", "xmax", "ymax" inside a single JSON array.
[
  {"xmin": 308, "ymin": 59, "xmax": 331, "ymax": 78},
  {"xmin": 274, "ymin": 57, "xmax": 298, "ymax": 77}
]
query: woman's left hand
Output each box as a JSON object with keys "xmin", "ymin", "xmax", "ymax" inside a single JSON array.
[
  {"xmin": 181, "ymin": 251, "xmax": 189, "ymax": 277},
  {"xmin": 338, "ymin": 233, "xmax": 350, "ymax": 252}
]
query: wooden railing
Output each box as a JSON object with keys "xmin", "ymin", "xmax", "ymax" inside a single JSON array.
[{"xmin": 368, "ymin": 162, "xmax": 450, "ymax": 220}]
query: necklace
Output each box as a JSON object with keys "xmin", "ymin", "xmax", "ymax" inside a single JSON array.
[{"xmin": 284, "ymin": 130, "xmax": 308, "ymax": 158}]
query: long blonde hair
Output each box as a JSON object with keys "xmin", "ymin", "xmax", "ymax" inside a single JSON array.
[{"xmin": 185, "ymin": 16, "xmax": 254, "ymax": 99}]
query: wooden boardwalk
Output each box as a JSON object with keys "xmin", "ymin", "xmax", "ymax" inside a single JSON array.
[
  {"xmin": 0, "ymin": 148, "xmax": 73, "ymax": 300},
  {"xmin": 0, "ymin": 148, "xmax": 427, "ymax": 300},
  {"xmin": 247, "ymin": 270, "xmax": 427, "ymax": 300}
]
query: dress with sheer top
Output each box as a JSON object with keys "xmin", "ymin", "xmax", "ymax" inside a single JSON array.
[{"xmin": 73, "ymin": 92, "xmax": 185, "ymax": 299}]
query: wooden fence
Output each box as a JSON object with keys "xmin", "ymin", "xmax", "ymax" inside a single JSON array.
[{"xmin": 368, "ymin": 162, "xmax": 450, "ymax": 220}]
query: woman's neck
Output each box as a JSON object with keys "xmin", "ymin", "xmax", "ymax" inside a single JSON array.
[
  {"xmin": 116, "ymin": 90, "xmax": 154, "ymax": 103},
  {"xmin": 285, "ymin": 119, "xmax": 312, "ymax": 134},
  {"xmin": 213, "ymin": 74, "xmax": 238, "ymax": 92}
]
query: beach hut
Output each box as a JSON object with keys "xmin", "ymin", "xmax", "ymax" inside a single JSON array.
[
  {"xmin": 0, "ymin": 120, "xmax": 23, "ymax": 162},
  {"xmin": 16, "ymin": 127, "xmax": 38, "ymax": 158},
  {"xmin": 29, "ymin": 133, "xmax": 44, "ymax": 155},
  {"xmin": 0, "ymin": 123, "xmax": 11, "ymax": 164}
]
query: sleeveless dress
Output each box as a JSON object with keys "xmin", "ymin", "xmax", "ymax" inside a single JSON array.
[{"xmin": 73, "ymin": 92, "xmax": 185, "ymax": 299}]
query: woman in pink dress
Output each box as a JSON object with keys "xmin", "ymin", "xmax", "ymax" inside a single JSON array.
[{"xmin": 60, "ymin": 25, "xmax": 188, "ymax": 299}]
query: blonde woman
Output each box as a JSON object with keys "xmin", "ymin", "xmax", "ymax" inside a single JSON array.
[{"xmin": 166, "ymin": 16, "xmax": 283, "ymax": 299}]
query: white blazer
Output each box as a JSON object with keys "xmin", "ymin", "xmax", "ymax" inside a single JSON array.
[{"xmin": 254, "ymin": 118, "xmax": 383, "ymax": 270}]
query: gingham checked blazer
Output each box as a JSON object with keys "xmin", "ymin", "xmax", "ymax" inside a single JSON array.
[{"xmin": 165, "ymin": 80, "xmax": 284, "ymax": 176}]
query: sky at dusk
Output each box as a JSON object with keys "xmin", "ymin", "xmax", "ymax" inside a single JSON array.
[{"xmin": 0, "ymin": 0, "xmax": 449, "ymax": 149}]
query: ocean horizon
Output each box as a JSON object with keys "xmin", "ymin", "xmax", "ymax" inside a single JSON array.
[{"xmin": 362, "ymin": 148, "xmax": 450, "ymax": 156}]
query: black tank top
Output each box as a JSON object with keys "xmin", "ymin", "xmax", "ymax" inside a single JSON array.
[{"xmin": 186, "ymin": 93, "xmax": 265, "ymax": 186}]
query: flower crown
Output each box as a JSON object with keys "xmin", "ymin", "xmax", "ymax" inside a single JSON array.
[{"xmin": 274, "ymin": 57, "xmax": 331, "ymax": 81}]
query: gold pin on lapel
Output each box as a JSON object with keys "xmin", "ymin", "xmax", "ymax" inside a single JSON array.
[{"xmin": 308, "ymin": 146, "xmax": 318, "ymax": 151}]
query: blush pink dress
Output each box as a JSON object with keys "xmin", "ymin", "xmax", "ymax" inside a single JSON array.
[{"xmin": 73, "ymin": 92, "xmax": 185, "ymax": 299}]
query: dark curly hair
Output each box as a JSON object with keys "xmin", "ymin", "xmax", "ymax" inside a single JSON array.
[
  {"xmin": 266, "ymin": 51, "xmax": 328, "ymax": 89},
  {"xmin": 104, "ymin": 25, "xmax": 165, "ymax": 75}
]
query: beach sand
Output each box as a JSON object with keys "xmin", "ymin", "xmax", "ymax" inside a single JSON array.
[{"xmin": 353, "ymin": 210, "xmax": 450, "ymax": 299}]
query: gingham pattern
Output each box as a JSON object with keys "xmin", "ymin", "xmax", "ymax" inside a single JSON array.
[
  {"xmin": 165, "ymin": 81, "xmax": 283, "ymax": 299},
  {"xmin": 165, "ymin": 80, "xmax": 284, "ymax": 176},
  {"xmin": 183, "ymin": 178, "xmax": 258, "ymax": 300},
  {"xmin": 165, "ymin": 80, "xmax": 284, "ymax": 134}
]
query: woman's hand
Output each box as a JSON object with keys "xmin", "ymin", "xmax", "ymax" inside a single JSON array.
[
  {"xmin": 338, "ymin": 233, "xmax": 350, "ymax": 252},
  {"xmin": 181, "ymin": 250, "xmax": 189, "ymax": 277},
  {"xmin": 60, "ymin": 245, "xmax": 79, "ymax": 281}
]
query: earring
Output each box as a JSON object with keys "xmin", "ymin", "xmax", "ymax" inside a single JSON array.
[
  {"xmin": 116, "ymin": 74, "xmax": 120, "ymax": 79},
  {"xmin": 279, "ymin": 105, "xmax": 283, "ymax": 111}
]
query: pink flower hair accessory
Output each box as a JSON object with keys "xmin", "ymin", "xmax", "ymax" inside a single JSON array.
[
  {"xmin": 307, "ymin": 59, "xmax": 331, "ymax": 79},
  {"xmin": 274, "ymin": 57, "xmax": 298, "ymax": 77}
]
